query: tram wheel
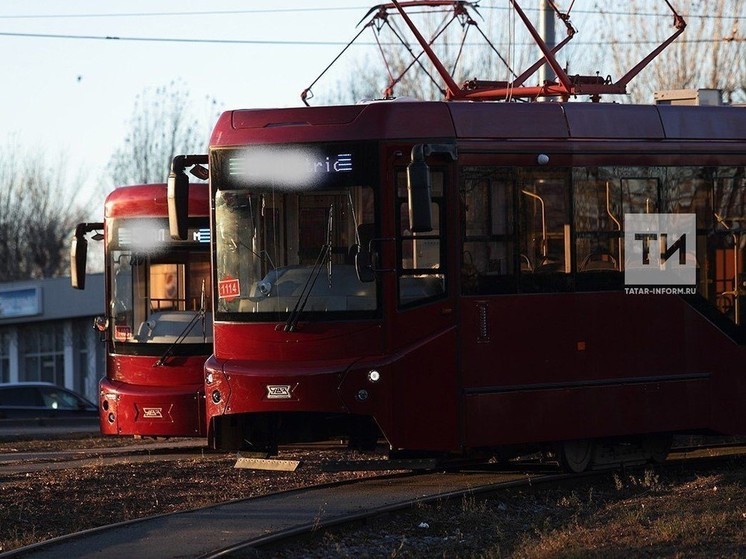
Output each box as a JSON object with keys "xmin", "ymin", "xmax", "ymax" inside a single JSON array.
[{"xmin": 559, "ymin": 439, "xmax": 593, "ymax": 473}]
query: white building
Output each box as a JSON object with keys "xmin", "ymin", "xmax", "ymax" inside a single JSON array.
[{"xmin": 0, "ymin": 273, "xmax": 105, "ymax": 402}]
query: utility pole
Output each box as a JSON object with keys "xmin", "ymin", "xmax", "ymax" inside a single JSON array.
[{"xmin": 538, "ymin": 0, "xmax": 556, "ymax": 88}]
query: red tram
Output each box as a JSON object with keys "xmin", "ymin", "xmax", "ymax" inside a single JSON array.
[
  {"xmin": 167, "ymin": 2, "xmax": 746, "ymax": 470},
  {"xmin": 72, "ymin": 181, "xmax": 212, "ymax": 437},
  {"xmin": 167, "ymin": 100, "xmax": 746, "ymax": 470}
]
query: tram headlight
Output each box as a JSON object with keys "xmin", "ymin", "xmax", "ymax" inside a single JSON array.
[
  {"xmin": 211, "ymin": 390, "xmax": 222, "ymax": 404},
  {"xmin": 367, "ymin": 369, "xmax": 381, "ymax": 383},
  {"xmin": 206, "ymin": 372, "xmax": 214, "ymax": 385},
  {"xmin": 356, "ymin": 389, "xmax": 369, "ymax": 401}
]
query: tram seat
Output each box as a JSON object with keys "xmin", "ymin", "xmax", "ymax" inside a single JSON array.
[
  {"xmin": 520, "ymin": 254, "xmax": 533, "ymax": 272},
  {"xmin": 535, "ymin": 256, "xmax": 562, "ymax": 273},
  {"xmin": 580, "ymin": 252, "xmax": 617, "ymax": 272}
]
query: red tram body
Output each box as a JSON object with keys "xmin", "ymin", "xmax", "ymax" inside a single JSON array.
[
  {"xmin": 75, "ymin": 183, "xmax": 212, "ymax": 438},
  {"xmin": 194, "ymin": 100, "xmax": 746, "ymax": 468}
]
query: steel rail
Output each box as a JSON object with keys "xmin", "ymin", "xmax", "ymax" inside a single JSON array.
[
  {"xmin": 197, "ymin": 468, "xmax": 575, "ymax": 559},
  {"xmin": 1, "ymin": 468, "xmax": 568, "ymax": 559},
  {"xmin": 3, "ymin": 444, "xmax": 745, "ymax": 558}
]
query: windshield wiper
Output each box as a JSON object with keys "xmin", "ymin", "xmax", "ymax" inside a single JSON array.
[
  {"xmin": 155, "ymin": 280, "xmax": 208, "ymax": 366},
  {"xmin": 284, "ymin": 204, "xmax": 333, "ymax": 332}
]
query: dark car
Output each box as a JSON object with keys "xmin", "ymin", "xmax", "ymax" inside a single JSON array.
[{"xmin": 0, "ymin": 382, "xmax": 97, "ymax": 420}]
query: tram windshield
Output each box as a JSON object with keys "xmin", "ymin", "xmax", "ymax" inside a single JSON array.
[
  {"xmin": 108, "ymin": 218, "xmax": 212, "ymax": 346},
  {"xmin": 211, "ymin": 144, "xmax": 378, "ymax": 322}
]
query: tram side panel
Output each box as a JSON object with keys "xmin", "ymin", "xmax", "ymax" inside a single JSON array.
[{"xmin": 458, "ymin": 291, "xmax": 746, "ymax": 448}]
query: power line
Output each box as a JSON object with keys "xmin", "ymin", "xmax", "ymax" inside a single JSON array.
[
  {"xmin": 0, "ymin": 4, "xmax": 741, "ymax": 21},
  {"xmin": 0, "ymin": 7, "xmax": 368, "ymax": 20},
  {"xmin": 0, "ymin": 31, "xmax": 347, "ymax": 45},
  {"xmin": 0, "ymin": 30, "xmax": 741, "ymax": 46}
]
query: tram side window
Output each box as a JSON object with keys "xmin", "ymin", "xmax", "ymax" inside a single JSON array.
[
  {"xmin": 460, "ymin": 167, "xmax": 515, "ymax": 295},
  {"xmin": 704, "ymin": 167, "xmax": 745, "ymax": 324},
  {"xmin": 662, "ymin": 167, "xmax": 713, "ymax": 301},
  {"xmin": 396, "ymin": 169, "xmax": 446, "ymax": 306},
  {"xmin": 572, "ymin": 167, "xmax": 663, "ymax": 291},
  {"xmin": 663, "ymin": 167, "xmax": 712, "ymax": 227},
  {"xmin": 518, "ymin": 169, "xmax": 571, "ymax": 292},
  {"xmin": 573, "ymin": 168, "xmax": 626, "ymax": 290}
]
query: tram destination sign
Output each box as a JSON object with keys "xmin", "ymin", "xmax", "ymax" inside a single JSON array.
[
  {"xmin": 114, "ymin": 220, "xmax": 210, "ymax": 252},
  {"xmin": 215, "ymin": 143, "xmax": 372, "ymax": 191}
]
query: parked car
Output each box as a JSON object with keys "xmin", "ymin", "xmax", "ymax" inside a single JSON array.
[{"xmin": 0, "ymin": 382, "xmax": 97, "ymax": 420}]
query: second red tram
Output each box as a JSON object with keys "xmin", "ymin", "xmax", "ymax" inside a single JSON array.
[
  {"xmin": 172, "ymin": 99, "xmax": 746, "ymax": 469},
  {"xmin": 73, "ymin": 181, "xmax": 212, "ymax": 438}
]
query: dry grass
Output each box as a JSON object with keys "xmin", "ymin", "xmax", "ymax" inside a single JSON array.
[{"xmin": 264, "ymin": 456, "xmax": 746, "ymax": 558}]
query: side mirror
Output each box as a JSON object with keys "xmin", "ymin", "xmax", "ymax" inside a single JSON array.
[
  {"xmin": 70, "ymin": 235, "xmax": 87, "ymax": 290},
  {"xmin": 71, "ymin": 222, "xmax": 103, "ymax": 290},
  {"xmin": 168, "ymin": 154, "xmax": 209, "ymax": 240},
  {"xmin": 168, "ymin": 159, "xmax": 190, "ymax": 241},
  {"xmin": 406, "ymin": 143, "xmax": 458, "ymax": 233},
  {"xmin": 406, "ymin": 145, "xmax": 433, "ymax": 233}
]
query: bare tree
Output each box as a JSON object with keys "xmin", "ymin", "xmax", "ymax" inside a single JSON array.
[
  {"xmin": 108, "ymin": 79, "xmax": 217, "ymax": 185},
  {"xmin": 596, "ymin": 0, "xmax": 744, "ymax": 104},
  {"xmin": 0, "ymin": 141, "xmax": 89, "ymax": 280}
]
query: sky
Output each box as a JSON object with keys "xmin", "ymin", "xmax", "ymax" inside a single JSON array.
[
  {"xmin": 1, "ymin": 1, "xmax": 378, "ymax": 204},
  {"xmin": 1, "ymin": 1, "xmax": 742, "ymax": 210}
]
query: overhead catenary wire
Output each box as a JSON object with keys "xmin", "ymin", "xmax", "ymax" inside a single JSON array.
[
  {"xmin": 0, "ymin": 30, "xmax": 740, "ymax": 46},
  {"xmin": 0, "ymin": 4, "xmax": 741, "ymax": 21}
]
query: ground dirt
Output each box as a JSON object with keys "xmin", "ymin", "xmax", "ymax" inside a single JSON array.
[{"xmin": 1, "ymin": 434, "xmax": 745, "ymax": 557}]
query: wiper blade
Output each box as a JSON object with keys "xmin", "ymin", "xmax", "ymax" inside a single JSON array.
[{"xmin": 284, "ymin": 204, "xmax": 333, "ymax": 332}]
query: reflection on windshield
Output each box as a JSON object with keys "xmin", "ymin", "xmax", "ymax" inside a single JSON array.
[
  {"xmin": 215, "ymin": 185, "xmax": 376, "ymax": 319},
  {"xmin": 109, "ymin": 218, "xmax": 212, "ymax": 345}
]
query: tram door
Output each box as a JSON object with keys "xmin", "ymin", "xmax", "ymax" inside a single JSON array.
[{"xmin": 386, "ymin": 162, "xmax": 460, "ymax": 451}]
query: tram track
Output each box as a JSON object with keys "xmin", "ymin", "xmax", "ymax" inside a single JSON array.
[
  {"xmin": 2, "ymin": 441, "xmax": 745, "ymax": 557},
  {"xmin": 0, "ymin": 439, "xmax": 208, "ymax": 474},
  {"xmin": 2, "ymin": 466, "xmax": 567, "ymax": 559},
  {"xmin": 0, "ymin": 440, "xmax": 355, "ymax": 475}
]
